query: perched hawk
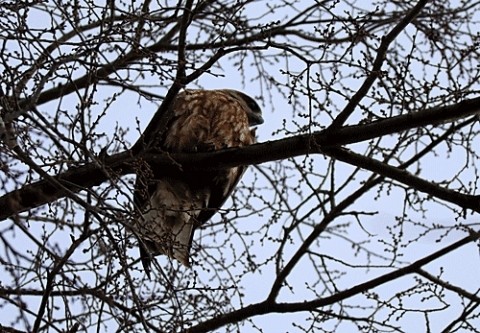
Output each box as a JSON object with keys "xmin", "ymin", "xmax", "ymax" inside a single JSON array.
[{"xmin": 133, "ymin": 89, "xmax": 263, "ymax": 276}]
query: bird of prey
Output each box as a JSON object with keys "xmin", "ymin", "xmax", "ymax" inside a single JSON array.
[{"xmin": 132, "ymin": 89, "xmax": 263, "ymax": 276}]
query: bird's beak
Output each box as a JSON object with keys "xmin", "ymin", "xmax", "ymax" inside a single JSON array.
[{"xmin": 250, "ymin": 113, "xmax": 264, "ymax": 126}]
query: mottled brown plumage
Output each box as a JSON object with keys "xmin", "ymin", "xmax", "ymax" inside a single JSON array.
[{"xmin": 132, "ymin": 89, "xmax": 263, "ymax": 276}]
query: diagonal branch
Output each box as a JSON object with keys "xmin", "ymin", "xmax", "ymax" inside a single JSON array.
[
  {"xmin": 416, "ymin": 268, "xmax": 480, "ymax": 304},
  {"xmin": 265, "ymin": 118, "xmax": 477, "ymax": 304},
  {"xmin": 323, "ymin": 147, "xmax": 480, "ymax": 212},
  {"xmin": 2, "ymin": 95, "xmax": 480, "ymax": 221},
  {"xmin": 329, "ymin": 0, "xmax": 429, "ymax": 129},
  {"xmin": 132, "ymin": 0, "xmax": 209, "ymax": 154}
]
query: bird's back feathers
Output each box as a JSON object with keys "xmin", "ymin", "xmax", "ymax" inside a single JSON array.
[{"xmin": 132, "ymin": 89, "xmax": 262, "ymax": 275}]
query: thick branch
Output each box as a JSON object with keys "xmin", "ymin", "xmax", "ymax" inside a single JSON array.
[
  {"xmin": 0, "ymin": 151, "xmax": 133, "ymax": 221},
  {"xmin": 2, "ymin": 95, "xmax": 480, "ymax": 220},
  {"xmin": 324, "ymin": 147, "xmax": 480, "ymax": 212}
]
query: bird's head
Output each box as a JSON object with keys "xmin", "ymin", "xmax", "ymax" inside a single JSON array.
[{"xmin": 222, "ymin": 90, "xmax": 264, "ymax": 126}]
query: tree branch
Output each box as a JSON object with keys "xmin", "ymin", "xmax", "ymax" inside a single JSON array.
[
  {"xmin": 186, "ymin": 231, "xmax": 480, "ymax": 333},
  {"xmin": 329, "ymin": 0, "xmax": 429, "ymax": 129},
  {"xmin": 323, "ymin": 147, "xmax": 480, "ymax": 212},
  {"xmin": 2, "ymin": 95, "xmax": 480, "ymax": 221}
]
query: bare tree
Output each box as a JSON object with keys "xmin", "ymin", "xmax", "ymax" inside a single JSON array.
[{"xmin": 1, "ymin": 0, "xmax": 480, "ymax": 332}]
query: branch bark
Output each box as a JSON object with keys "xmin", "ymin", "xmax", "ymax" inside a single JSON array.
[{"xmin": 2, "ymin": 95, "xmax": 480, "ymax": 221}]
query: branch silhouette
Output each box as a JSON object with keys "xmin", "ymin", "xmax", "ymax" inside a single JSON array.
[
  {"xmin": 186, "ymin": 231, "xmax": 480, "ymax": 333},
  {"xmin": 2, "ymin": 96, "xmax": 480, "ymax": 221}
]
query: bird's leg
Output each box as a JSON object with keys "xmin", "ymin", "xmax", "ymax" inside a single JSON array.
[{"xmin": 194, "ymin": 141, "xmax": 216, "ymax": 152}]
